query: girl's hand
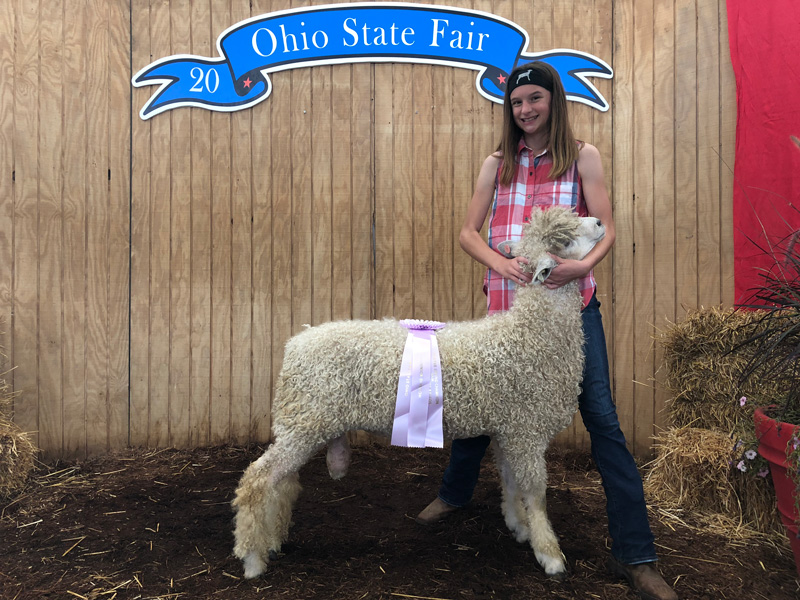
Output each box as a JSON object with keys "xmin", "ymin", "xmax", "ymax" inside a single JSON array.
[
  {"xmin": 541, "ymin": 255, "xmax": 589, "ymax": 289},
  {"xmin": 496, "ymin": 256, "xmax": 533, "ymax": 286}
]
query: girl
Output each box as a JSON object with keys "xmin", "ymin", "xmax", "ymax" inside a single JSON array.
[{"xmin": 416, "ymin": 62, "xmax": 678, "ymax": 600}]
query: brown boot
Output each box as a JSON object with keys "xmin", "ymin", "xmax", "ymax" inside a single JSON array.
[
  {"xmin": 608, "ymin": 556, "xmax": 678, "ymax": 600},
  {"xmin": 415, "ymin": 497, "xmax": 461, "ymax": 525}
]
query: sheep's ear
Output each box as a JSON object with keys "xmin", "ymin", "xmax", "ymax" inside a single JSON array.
[
  {"xmin": 532, "ymin": 256, "xmax": 558, "ymax": 283},
  {"xmin": 497, "ymin": 240, "xmax": 516, "ymax": 258}
]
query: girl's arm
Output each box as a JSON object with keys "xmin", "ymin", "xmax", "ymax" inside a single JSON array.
[
  {"xmin": 460, "ymin": 153, "xmax": 534, "ymax": 285},
  {"xmin": 543, "ymin": 143, "xmax": 616, "ymax": 288}
]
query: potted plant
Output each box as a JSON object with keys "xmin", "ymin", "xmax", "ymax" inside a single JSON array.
[{"xmin": 735, "ymin": 135, "xmax": 800, "ymax": 574}]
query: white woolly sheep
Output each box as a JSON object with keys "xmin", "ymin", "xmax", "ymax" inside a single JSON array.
[{"xmin": 232, "ymin": 206, "xmax": 606, "ymax": 580}]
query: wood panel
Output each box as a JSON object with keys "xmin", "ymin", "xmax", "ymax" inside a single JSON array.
[
  {"xmin": 675, "ymin": 0, "xmax": 699, "ymax": 312},
  {"xmin": 374, "ymin": 63, "xmax": 394, "ymax": 319},
  {"xmin": 290, "ymin": 0, "xmax": 313, "ymax": 334},
  {"xmin": 412, "ymin": 63, "xmax": 434, "ymax": 319},
  {"xmin": 718, "ymin": 0, "xmax": 736, "ymax": 308},
  {"xmin": 107, "ymin": 0, "xmax": 131, "ymax": 453},
  {"xmin": 269, "ymin": 7, "xmax": 293, "ymax": 451},
  {"xmin": 230, "ymin": 0, "xmax": 255, "ymax": 447},
  {"xmin": 12, "ymin": 0, "xmax": 41, "ymax": 449},
  {"xmin": 312, "ymin": 63, "xmax": 333, "ymax": 326},
  {"xmin": 611, "ymin": 0, "xmax": 636, "ymax": 450},
  {"xmin": 632, "ymin": 0, "xmax": 656, "ymax": 456},
  {"xmin": 147, "ymin": 0, "xmax": 172, "ymax": 448},
  {"xmin": 5, "ymin": 0, "xmax": 742, "ymax": 459},
  {"xmin": 653, "ymin": 0, "xmax": 677, "ymax": 434},
  {"xmin": 251, "ymin": 0, "xmax": 275, "ymax": 444},
  {"xmin": 394, "ymin": 62, "xmax": 415, "ymax": 319},
  {"xmin": 169, "ymin": 0, "xmax": 192, "ymax": 449},
  {"xmin": 451, "ymin": 58, "xmax": 474, "ymax": 322},
  {"xmin": 0, "ymin": 0, "xmax": 13, "ymax": 383},
  {"xmin": 697, "ymin": 0, "xmax": 722, "ymax": 308},
  {"xmin": 130, "ymin": 0, "xmax": 152, "ymax": 447},
  {"xmin": 351, "ymin": 63, "xmax": 374, "ymax": 322},
  {"xmin": 433, "ymin": 65, "xmax": 454, "ymax": 322},
  {"xmin": 331, "ymin": 62, "xmax": 353, "ymax": 323},
  {"xmin": 86, "ymin": 0, "xmax": 109, "ymax": 454},
  {"xmin": 38, "ymin": 0, "xmax": 64, "ymax": 456},
  {"xmin": 209, "ymin": 2, "xmax": 233, "ymax": 447},
  {"xmin": 189, "ymin": 0, "xmax": 213, "ymax": 448}
]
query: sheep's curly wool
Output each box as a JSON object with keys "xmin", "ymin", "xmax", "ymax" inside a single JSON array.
[{"xmin": 233, "ymin": 206, "xmax": 603, "ymax": 580}]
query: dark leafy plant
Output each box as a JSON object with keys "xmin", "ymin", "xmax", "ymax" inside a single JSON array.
[
  {"xmin": 735, "ymin": 136, "xmax": 800, "ymax": 425},
  {"xmin": 728, "ymin": 136, "xmax": 800, "ymax": 530}
]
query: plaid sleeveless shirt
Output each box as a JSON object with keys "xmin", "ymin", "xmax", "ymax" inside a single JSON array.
[{"xmin": 484, "ymin": 140, "xmax": 596, "ymax": 314}]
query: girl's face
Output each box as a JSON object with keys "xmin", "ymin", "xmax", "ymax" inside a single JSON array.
[{"xmin": 509, "ymin": 84, "xmax": 551, "ymax": 139}]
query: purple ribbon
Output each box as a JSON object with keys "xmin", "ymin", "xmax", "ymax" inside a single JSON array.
[{"xmin": 391, "ymin": 320, "xmax": 446, "ymax": 448}]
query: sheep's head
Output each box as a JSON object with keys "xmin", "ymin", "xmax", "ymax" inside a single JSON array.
[{"xmin": 497, "ymin": 207, "xmax": 606, "ymax": 284}]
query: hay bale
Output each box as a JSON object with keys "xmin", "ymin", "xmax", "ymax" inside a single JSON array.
[
  {"xmin": 657, "ymin": 306, "xmax": 788, "ymax": 431},
  {"xmin": 0, "ymin": 417, "xmax": 35, "ymax": 498},
  {"xmin": 644, "ymin": 426, "xmax": 782, "ymax": 536},
  {"xmin": 0, "ymin": 325, "xmax": 35, "ymax": 497}
]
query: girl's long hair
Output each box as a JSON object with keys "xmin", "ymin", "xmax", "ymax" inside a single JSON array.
[{"xmin": 497, "ymin": 62, "xmax": 581, "ymax": 186}]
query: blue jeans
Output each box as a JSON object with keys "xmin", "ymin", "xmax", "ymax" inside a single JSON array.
[{"xmin": 438, "ymin": 293, "xmax": 657, "ymax": 565}]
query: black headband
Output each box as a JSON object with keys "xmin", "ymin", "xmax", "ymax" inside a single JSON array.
[{"xmin": 506, "ymin": 66, "xmax": 553, "ymax": 97}]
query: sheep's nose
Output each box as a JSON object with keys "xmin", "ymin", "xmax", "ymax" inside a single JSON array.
[{"xmin": 594, "ymin": 218, "xmax": 602, "ymax": 226}]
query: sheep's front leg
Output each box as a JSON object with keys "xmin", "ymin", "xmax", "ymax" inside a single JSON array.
[
  {"xmin": 499, "ymin": 442, "xmax": 567, "ymax": 579},
  {"xmin": 493, "ymin": 442, "xmax": 530, "ymax": 543},
  {"xmin": 521, "ymin": 480, "xmax": 566, "ymax": 579}
]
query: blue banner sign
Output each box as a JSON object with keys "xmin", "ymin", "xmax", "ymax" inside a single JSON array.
[{"xmin": 132, "ymin": 2, "xmax": 612, "ymax": 120}]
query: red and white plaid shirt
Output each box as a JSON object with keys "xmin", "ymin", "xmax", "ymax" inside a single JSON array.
[{"xmin": 484, "ymin": 140, "xmax": 596, "ymax": 314}]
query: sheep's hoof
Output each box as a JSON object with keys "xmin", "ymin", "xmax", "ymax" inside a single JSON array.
[
  {"xmin": 242, "ymin": 552, "xmax": 268, "ymax": 579},
  {"xmin": 537, "ymin": 553, "xmax": 568, "ymax": 580},
  {"xmin": 546, "ymin": 569, "xmax": 569, "ymax": 582}
]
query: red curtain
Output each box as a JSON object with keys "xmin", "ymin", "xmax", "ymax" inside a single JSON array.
[{"xmin": 726, "ymin": 0, "xmax": 800, "ymax": 304}]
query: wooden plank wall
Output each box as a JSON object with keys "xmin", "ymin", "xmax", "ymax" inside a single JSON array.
[
  {"xmin": 2, "ymin": 0, "xmax": 130, "ymax": 458},
  {"xmin": 1, "ymin": 0, "xmax": 736, "ymax": 458}
]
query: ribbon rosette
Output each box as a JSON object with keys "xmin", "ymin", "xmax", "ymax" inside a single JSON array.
[{"xmin": 391, "ymin": 320, "xmax": 447, "ymax": 448}]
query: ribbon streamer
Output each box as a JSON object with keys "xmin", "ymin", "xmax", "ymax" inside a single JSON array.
[{"xmin": 391, "ymin": 320, "xmax": 446, "ymax": 448}]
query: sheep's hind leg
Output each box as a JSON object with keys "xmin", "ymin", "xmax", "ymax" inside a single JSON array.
[{"xmin": 232, "ymin": 436, "xmax": 314, "ymax": 578}]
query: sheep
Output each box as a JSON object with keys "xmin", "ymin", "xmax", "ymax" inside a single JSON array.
[{"xmin": 232, "ymin": 206, "xmax": 606, "ymax": 580}]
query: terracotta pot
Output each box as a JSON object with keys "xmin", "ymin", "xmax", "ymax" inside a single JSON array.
[{"xmin": 754, "ymin": 406, "xmax": 800, "ymax": 575}]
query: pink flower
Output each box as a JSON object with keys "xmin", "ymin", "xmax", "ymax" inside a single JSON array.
[
  {"xmin": 745, "ymin": 449, "xmax": 757, "ymax": 460},
  {"xmin": 739, "ymin": 396, "xmax": 747, "ymax": 407},
  {"xmin": 757, "ymin": 467, "xmax": 769, "ymax": 478},
  {"xmin": 737, "ymin": 460, "xmax": 748, "ymax": 472}
]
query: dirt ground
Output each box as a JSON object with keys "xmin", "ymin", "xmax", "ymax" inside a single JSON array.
[{"xmin": 0, "ymin": 443, "xmax": 797, "ymax": 600}]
